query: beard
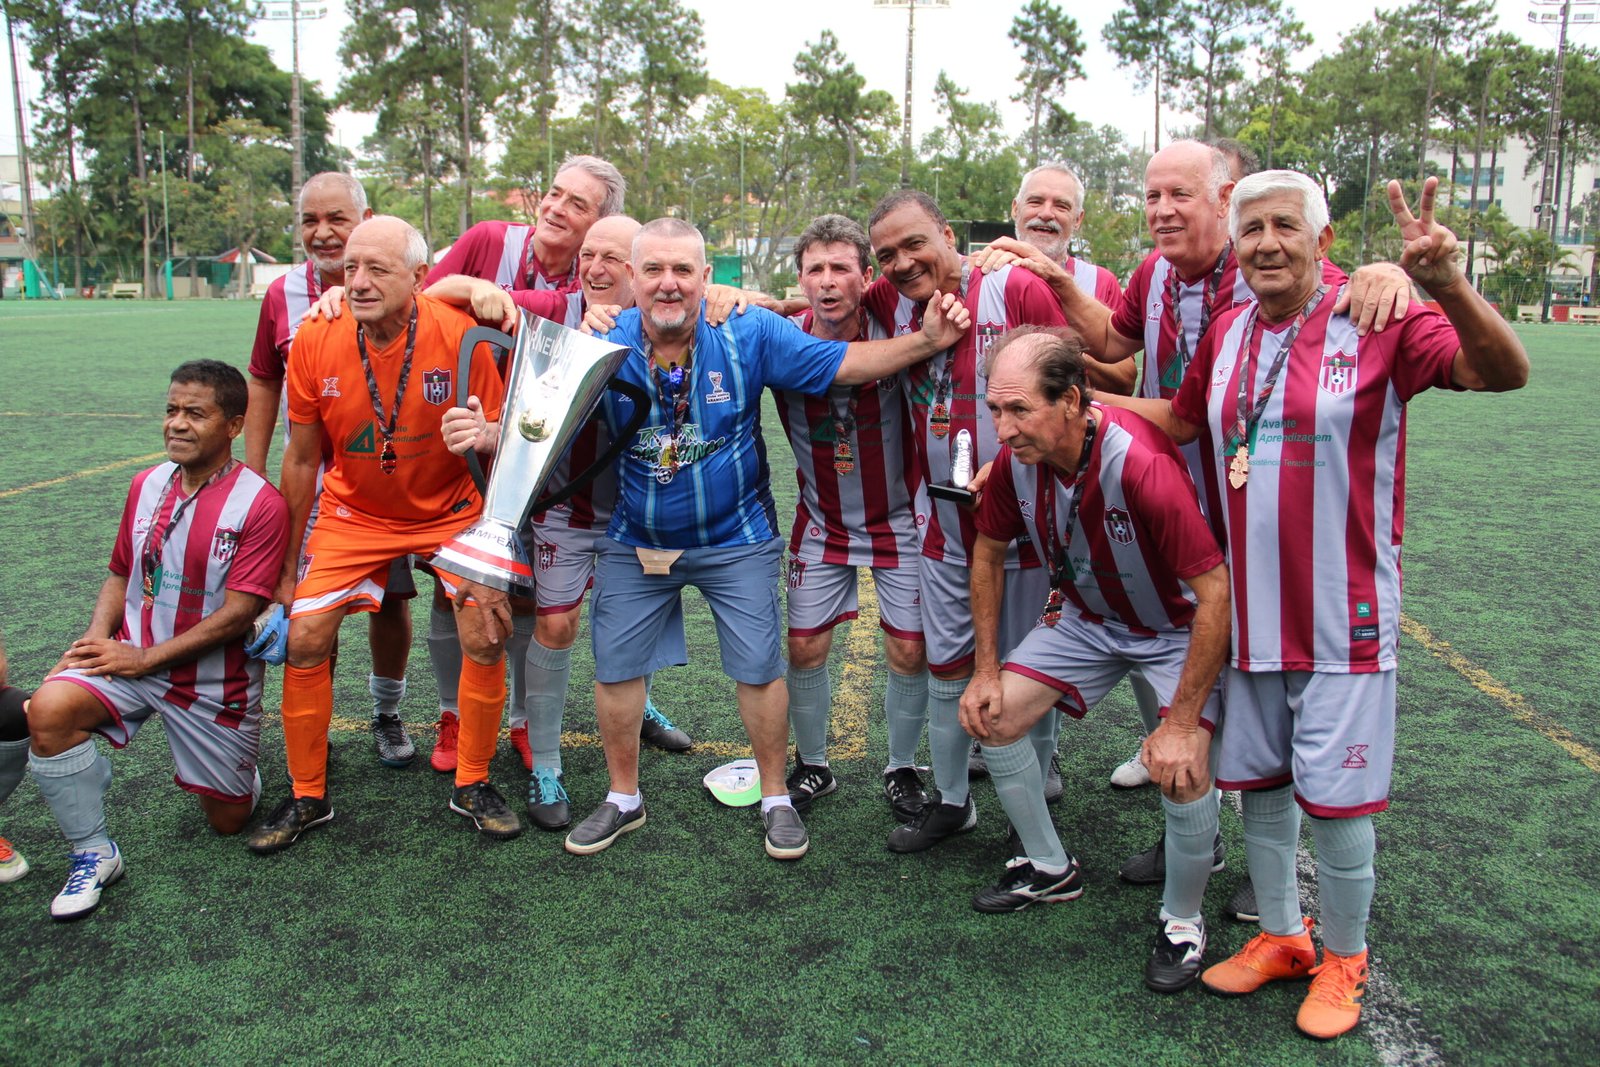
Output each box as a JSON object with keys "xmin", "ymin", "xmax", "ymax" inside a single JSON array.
[
  {"xmin": 646, "ymin": 299, "xmax": 692, "ymax": 333},
  {"xmin": 1015, "ymin": 222, "xmax": 1069, "ymax": 263},
  {"xmin": 308, "ymin": 249, "xmax": 345, "ymax": 277}
]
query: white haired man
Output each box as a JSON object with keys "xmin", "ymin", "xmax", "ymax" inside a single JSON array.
[{"xmin": 1102, "ymin": 171, "xmax": 1528, "ymax": 1039}]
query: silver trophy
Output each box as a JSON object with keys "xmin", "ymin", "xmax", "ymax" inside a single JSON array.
[
  {"xmin": 928, "ymin": 428, "xmax": 976, "ymax": 504},
  {"xmin": 430, "ymin": 312, "xmax": 647, "ymax": 597}
]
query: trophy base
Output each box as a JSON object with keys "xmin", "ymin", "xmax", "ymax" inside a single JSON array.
[
  {"xmin": 928, "ymin": 483, "xmax": 976, "ymax": 504},
  {"xmin": 429, "ymin": 519, "xmax": 535, "ymax": 600}
]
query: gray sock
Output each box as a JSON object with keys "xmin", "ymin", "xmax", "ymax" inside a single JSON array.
[
  {"xmin": 29, "ymin": 740, "xmax": 113, "ymax": 855},
  {"xmin": 1160, "ymin": 790, "xmax": 1220, "ymax": 921},
  {"xmin": 984, "ymin": 736, "xmax": 1067, "ymax": 869},
  {"xmin": 1029, "ymin": 705, "xmax": 1060, "ymax": 781},
  {"xmin": 1310, "ymin": 814, "xmax": 1376, "ymax": 956},
  {"xmin": 884, "ymin": 668, "xmax": 928, "ymax": 770},
  {"xmin": 505, "ymin": 614, "xmax": 536, "ymax": 729},
  {"xmin": 786, "ymin": 663, "xmax": 831, "ymax": 766},
  {"xmin": 525, "ymin": 637, "xmax": 572, "ymax": 772},
  {"xmin": 926, "ymin": 674, "xmax": 971, "ymax": 806},
  {"xmin": 1130, "ymin": 671, "xmax": 1162, "ymax": 735},
  {"xmin": 369, "ymin": 673, "xmax": 406, "ymax": 720},
  {"xmin": 0, "ymin": 736, "xmax": 28, "ymax": 805},
  {"xmin": 427, "ymin": 606, "xmax": 461, "ymax": 714},
  {"xmin": 1241, "ymin": 784, "xmax": 1304, "ymax": 937}
]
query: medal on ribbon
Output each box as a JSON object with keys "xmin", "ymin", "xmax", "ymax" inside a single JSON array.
[
  {"xmin": 930, "ymin": 401, "xmax": 950, "ymax": 438},
  {"xmin": 1041, "ymin": 587, "xmax": 1064, "ymax": 628},
  {"xmin": 833, "ymin": 439, "xmax": 855, "ymax": 475}
]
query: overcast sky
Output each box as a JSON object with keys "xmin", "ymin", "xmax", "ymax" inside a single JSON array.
[{"xmin": 0, "ymin": 1, "xmax": 1579, "ymax": 171}]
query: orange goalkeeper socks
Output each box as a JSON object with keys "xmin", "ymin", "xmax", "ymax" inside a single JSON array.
[
  {"xmin": 455, "ymin": 653, "xmax": 506, "ymax": 788},
  {"xmin": 282, "ymin": 660, "xmax": 334, "ymax": 799}
]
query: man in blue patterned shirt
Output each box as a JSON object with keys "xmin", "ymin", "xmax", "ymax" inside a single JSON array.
[{"xmin": 566, "ymin": 217, "xmax": 969, "ymax": 860}]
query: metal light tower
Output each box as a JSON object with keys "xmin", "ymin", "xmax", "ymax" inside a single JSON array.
[
  {"xmin": 1528, "ymin": 0, "xmax": 1597, "ymax": 319},
  {"xmin": 874, "ymin": 0, "xmax": 950, "ymax": 189},
  {"xmin": 258, "ymin": 1, "xmax": 328, "ymax": 261}
]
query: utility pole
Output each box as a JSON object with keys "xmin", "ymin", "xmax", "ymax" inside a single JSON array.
[
  {"xmin": 1529, "ymin": 0, "xmax": 1598, "ymax": 320},
  {"xmin": 257, "ymin": 1, "xmax": 327, "ymax": 263},
  {"xmin": 874, "ymin": 0, "xmax": 950, "ymax": 188}
]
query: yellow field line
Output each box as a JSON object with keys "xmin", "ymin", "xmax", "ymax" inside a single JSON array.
[
  {"xmin": 320, "ymin": 577, "xmax": 887, "ymax": 761},
  {"xmin": 1401, "ymin": 613, "xmax": 1600, "ymax": 773},
  {"xmin": 0, "ymin": 452, "xmax": 165, "ymax": 499},
  {"xmin": 0, "ymin": 411, "xmax": 154, "ymax": 419},
  {"xmin": 828, "ymin": 572, "xmax": 881, "ymax": 760}
]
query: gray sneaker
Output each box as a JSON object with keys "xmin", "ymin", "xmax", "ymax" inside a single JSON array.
[
  {"xmin": 564, "ymin": 801, "xmax": 647, "ymax": 855},
  {"xmin": 763, "ymin": 804, "xmax": 809, "ymax": 860},
  {"xmin": 1228, "ymin": 878, "xmax": 1259, "ymax": 923},
  {"xmin": 372, "ymin": 713, "xmax": 416, "ymax": 768},
  {"xmin": 1043, "ymin": 752, "xmax": 1063, "ymax": 805},
  {"xmin": 1117, "ymin": 832, "xmax": 1226, "ymax": 885}
]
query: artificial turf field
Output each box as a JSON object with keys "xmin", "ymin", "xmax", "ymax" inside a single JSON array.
[{"xmin": 0, "ymin": 300, "xmax": 1595, "ymax": 1066}]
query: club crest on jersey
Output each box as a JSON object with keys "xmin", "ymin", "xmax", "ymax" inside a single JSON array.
[
  {"xmin": 1105, "ymin": 506, "xmax": 1135, "ymax": 545},
  {"xmin": 321, "ymin": 377, "xmax": 341, "ymax": 397},
  {"xmin": 1319, "ymin": 351, "xmax": 1358, "ymax": 396},
  {"xmin": 787, "ymin": 557, "xmax": 807, "ymax": 589},
  {"xmin": 706, "ymin": 371, "xmax": 731, "ymax": 404},
  {"xmin": 537, "ymin": 542, "xmax": 556, "ymax": 571},
  {"xmin": 1342, "ymin": 744, "xmax": 1369, "ymax": 770},
  {"xmin": 211, "ymin": 526, "xmax": 241, "ymax": 563},
  {"xmin": 975, "ymin": 321, "xmax": 1004, "ymax": 376},
  {"xmin": 422, "ymin": 367, "xmax": 453, "ymax": 406}
]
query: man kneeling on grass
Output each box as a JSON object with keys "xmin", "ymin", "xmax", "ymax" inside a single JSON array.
[{"xmin": 26, "ymin": 361, "xmax": 288, "ymax": 919}]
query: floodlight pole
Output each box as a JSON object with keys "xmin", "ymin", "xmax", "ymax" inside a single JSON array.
[
  {"xmin": 1528, "ymin": 0, "xmax": 1597, "ymax": 320},
  {"xmin": 5, "ymin": 5, "xmax": 35, "ymax": 257},
  {"xmin": 258, "ymin": 1, "xmax": 327, "ymax": 264},
  {"xmin": 875, "ymin": 1, "xmax": 950, "ymax": 189}
]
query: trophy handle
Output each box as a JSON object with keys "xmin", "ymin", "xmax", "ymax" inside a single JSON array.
[
  {"xmin": 530, "ymin": 376, "xmax": 650, "ymax": 513},
  {"xmin": 456, "ymin": 325, "xmax": 516, "ymax": 494}
]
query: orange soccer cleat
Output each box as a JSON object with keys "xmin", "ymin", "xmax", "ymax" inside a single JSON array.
[
  {"xmin": 1297, "ymin": 948, "xmax": 1369, "ymax": 1040},
  {"xmin": 1201, "ymin": 916, "xmax": 1317, "ymax": 996}
]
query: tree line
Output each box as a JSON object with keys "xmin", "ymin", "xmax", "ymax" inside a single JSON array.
[{"xmin": 9, "ymin": 0, "xmax": 1598, "ymax": 305}]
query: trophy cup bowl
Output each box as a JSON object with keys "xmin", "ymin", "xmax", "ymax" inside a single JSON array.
[{"xmin": 429, "ymin": 312, "xmax": 647, "ymax": 598}]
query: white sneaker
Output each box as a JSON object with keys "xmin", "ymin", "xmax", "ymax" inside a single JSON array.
[
  {"xmin": 1110, "ymin": 749, "xmax": 1153, "ymax": 788},
  {"xmin": 50, "ymin": 844, "xmax": 125, "ymax": 920},
  {"xmin": 0, "ymin": 834, "xmax": 28, "ymax": 883}
]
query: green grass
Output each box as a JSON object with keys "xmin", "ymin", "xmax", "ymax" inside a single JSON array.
[{"xmin": 0, "ymin": 302, "xmax": 1596, "ymax": 1065}]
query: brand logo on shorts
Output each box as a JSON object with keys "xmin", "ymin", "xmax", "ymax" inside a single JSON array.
[
  {"xmin": 1319, "ymin": 351, "xmax": 1358, "ymax": 397},
  {"xmin": 706, "ymin": 371, "xmax": 731, "ymax": 404},
  {"xmin": 1342, "ymin": 744, "xmax": 1369, "ymax": 769},
  {"xmin": 211, "ymin": 526, "xmax": 241, "ymax": 563},
  {"xmin": 422, "ymin": 367, "xmax": 452, "ymax": 406},
  {"xmin": 787, "ymin": 557, "xmax": 807, "ymax": 589},
  {"xmin": 537, "ymin": 542, "xmax": 556, "ymax": 571},
  {"xmin": 321, "ymin": 377, "xmax": 341, "ymax": 397},
  {"xmin": 1104, "ymin": 506, "xmax": 1135, "ymax": 545}
]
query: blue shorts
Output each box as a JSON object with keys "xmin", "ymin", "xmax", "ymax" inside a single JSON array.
[{"xmin": 592, "ymin": 537, "xmax": 783, "ymax": 685}]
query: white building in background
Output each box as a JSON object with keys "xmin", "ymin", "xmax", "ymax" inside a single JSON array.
[{"xmin": 1429, "ymin": 139, "xmax": 1597, "ymax": 289}]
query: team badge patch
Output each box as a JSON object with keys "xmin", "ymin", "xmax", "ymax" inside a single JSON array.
[
  {"xmin": 706, "ymin": 371, "xmax": 731, "ymax": 404},
  {"xmin": 787, "ymin": 557, "xmax": 807, "ymax": 589},
  {"xmin": 537, "ymin": 542, "xmax": 556, "ymax": 571},
  {"xmin": 975, "ymin": 321, "xmax": 1004, "ymax": 376},
  {"xmin": 212, "ymin": 527, "xmax": 241, "ymax": 563},
  {"xmin": 1104, "ymin": 506, "xmax": 1135, "ymax": 545},
  {"xmin": 1319, "ymin": 351, "xmax": 1358, "ymax": 396},
  {"xmin": 422, "ymin": 367, "xmax": 452, "ymax": 406}
]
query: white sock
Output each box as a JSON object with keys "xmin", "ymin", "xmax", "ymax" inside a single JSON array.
[{"xmin": 605, "ymin": 790, "xmax": 642, "ymax": 813}]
